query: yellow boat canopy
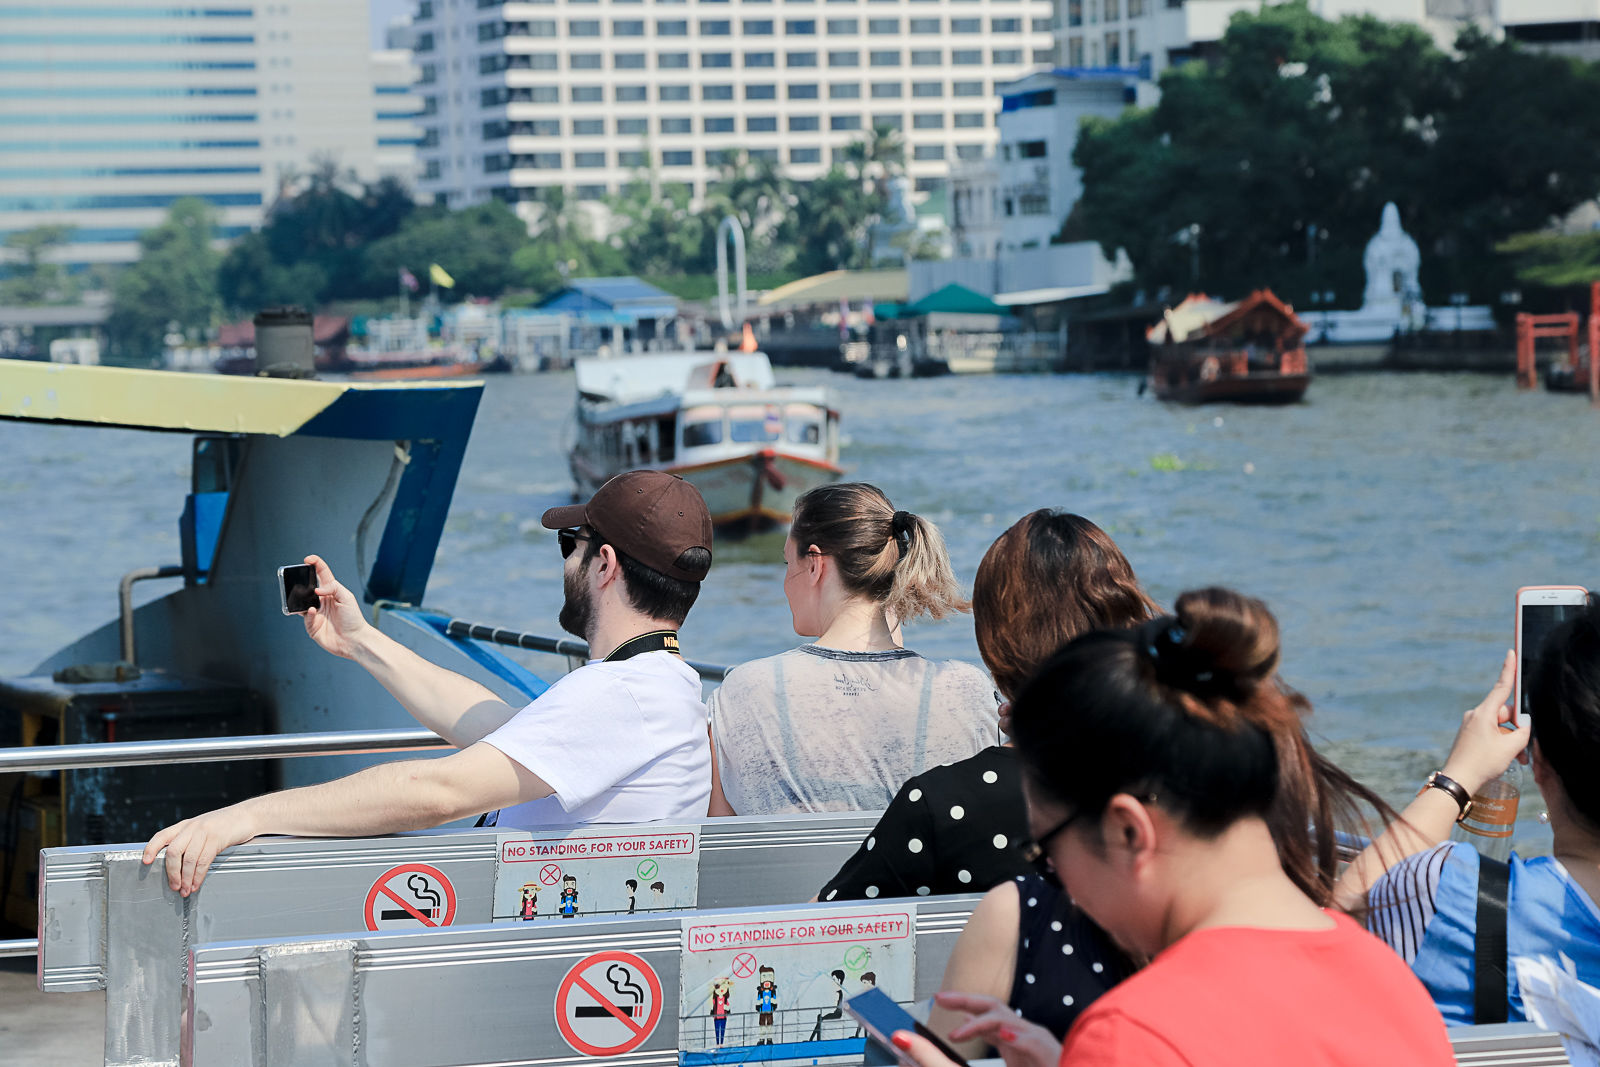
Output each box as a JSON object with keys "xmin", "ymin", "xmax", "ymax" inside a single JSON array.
[{"xmin": 0, "ymin": 358, "xmax": 481, "ymax": 439}]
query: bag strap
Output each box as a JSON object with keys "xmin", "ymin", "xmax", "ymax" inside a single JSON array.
[{"xmin": 1473, "ymin": 854, "xmax": 1511, "ymax": 1025}]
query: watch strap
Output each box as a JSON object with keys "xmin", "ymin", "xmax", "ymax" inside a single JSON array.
[{"xmin": 1421, "ymin": 771, "xmax": 1474, "ymax": 822}]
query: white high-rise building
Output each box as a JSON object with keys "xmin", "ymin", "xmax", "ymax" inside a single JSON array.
[
  {"xmin": 412, "ymin": 0, "xmax": 1053, "ymax": 219},
  {"xmin": 1054, "ymin": 0, "xmax": 1496, "ymax": 77},
  {"xmin": 0, "ymin": 1, "xmax": 423, "ymax": 268}
]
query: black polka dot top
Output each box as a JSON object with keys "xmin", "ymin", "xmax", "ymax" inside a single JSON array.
[
  {"xmin": 816, "ymin": 746, "xmax": 1032, "ymax": 902},
  {"xmin": 1009, "ymin": 873, "xmax": 1136, "ymax": 1039}
]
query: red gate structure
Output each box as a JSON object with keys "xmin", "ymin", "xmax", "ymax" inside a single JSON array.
[
  {"xmin": 1588, "ymin": 282, "xmax": 1600, "ymax": 406},
  {"xmin": 1515, "ymin": 311, "xmax": 1579, "ymax": 391}
]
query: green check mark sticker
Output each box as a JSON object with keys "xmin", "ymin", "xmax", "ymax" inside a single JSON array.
[
  {"xmin": 843, "ymin": 946, "xmax": 871, "ymax": 972},
  {"xmin": 637, "ymin": 858, "xmax": 659, "ymax": 880}
]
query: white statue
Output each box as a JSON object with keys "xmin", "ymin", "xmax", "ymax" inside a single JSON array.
[{"xmin": 1361, "ymin": 202, "xmax": 1423, "ymax": 326}]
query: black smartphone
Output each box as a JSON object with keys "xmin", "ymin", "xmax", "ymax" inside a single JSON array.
[
  {"xmin": 278, "ymin": 563, "xmax": 318, "ymax": 615},
  {"xmin": 843, "ymin": 987, "xmax": 970, "ymax": 1067}
]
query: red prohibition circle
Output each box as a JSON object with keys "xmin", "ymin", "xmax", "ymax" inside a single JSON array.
[
  {"xmin": 362, "ymin": 863, "xmax": 458, "ymax": 932},
  {"xmin": 554, "ymin": 950, "xmax": 664, "ymax": 1056},
  {"xmin": 539, "ymin": 863, "xmax": 564, "ymax": 885},
  {"xmin": 731, "ymin": 952, "xmax": 758, "ymax": 979}
]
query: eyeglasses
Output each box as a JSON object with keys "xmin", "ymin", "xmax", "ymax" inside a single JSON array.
[
  {"xmin": 558, "ymin": 528, "xmax": 595, "ymax": 559},
  {"xmin": 1019, "ymin": 810, "xmax": 1085, "ymax": 882}
]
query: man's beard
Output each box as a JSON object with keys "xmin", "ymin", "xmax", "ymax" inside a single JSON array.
[{"xmin": 558, "ymin": 568, "xmax": 594, "ymax": 640}]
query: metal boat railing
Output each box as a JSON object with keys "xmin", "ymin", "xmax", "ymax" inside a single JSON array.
[{"xmin": 0, "ymin": 628, "xmax": 731, "ymax": 960}]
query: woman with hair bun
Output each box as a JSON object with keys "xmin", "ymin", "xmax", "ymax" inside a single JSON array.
[
  {"xmin": 895, "ymin": 588, "xmax": 1454, "ymax": 1067},
  {"xmin": 707, "ymin": 483, "xmax": 996, "ymax": 815}
]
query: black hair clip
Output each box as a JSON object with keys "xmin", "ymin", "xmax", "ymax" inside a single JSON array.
[
  {"xmin": 890, "ymin": 510, "xmax": 913, "ymax": 557},
  {"xmin": 1142, "ymin": 618, "xmax": 1232, "ymax": 697}
]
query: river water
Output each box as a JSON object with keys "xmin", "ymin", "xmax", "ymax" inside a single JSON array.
[{"xmin": 4, "ymin": 368, "xmax": 1599, "ymax": 845}]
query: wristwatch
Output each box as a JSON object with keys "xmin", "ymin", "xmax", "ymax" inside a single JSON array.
[{"xmin": 1420, "ymin": 771, "xmax": 1474, "ymax": 823}]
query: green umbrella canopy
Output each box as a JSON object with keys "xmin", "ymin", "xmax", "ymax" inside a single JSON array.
[{"xmin": 903, "ymin": 283, "xmax": 1010, "ymax": 317}]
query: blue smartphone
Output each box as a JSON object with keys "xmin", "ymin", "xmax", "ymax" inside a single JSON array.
[{"xmin": 843, "ymin": 987, "xmax": 970, "ymax": 1066}]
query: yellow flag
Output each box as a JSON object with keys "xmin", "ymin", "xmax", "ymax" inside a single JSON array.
[{"xmin": 429, "ymin": 263, "xmax": 455, "ymax": 289}]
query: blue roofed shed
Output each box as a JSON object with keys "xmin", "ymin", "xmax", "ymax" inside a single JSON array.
[{"xmin": 530, "ymin": 276, "xmax": 681, "ymax": 352}]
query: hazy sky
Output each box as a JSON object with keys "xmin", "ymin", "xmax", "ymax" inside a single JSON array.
[{"xmin": 370, "ymin": 0, "xmax": 412, "ymax": 49}]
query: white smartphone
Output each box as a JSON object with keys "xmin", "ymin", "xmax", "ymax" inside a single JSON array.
[{"xmin": 1515, "ymin": 585, "xmax": 1588, "ymax": 728}]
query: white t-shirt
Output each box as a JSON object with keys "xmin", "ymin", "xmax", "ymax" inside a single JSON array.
[
  {"xmin": 481, "ymin": 650, "xmax": 711, "ymax": 828},
  {"xmin": 707, "ymin": 645, "xmax": 999, "ymax": 815}
]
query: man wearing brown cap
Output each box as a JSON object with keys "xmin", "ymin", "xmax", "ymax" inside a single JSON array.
[{"xmin": 144, "ymin": 471, "xmax": 715, "ymax": 898}]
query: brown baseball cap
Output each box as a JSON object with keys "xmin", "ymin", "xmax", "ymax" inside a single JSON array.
[{"xmin": 542, "ymin": 471, "xmax": 713, "ymax": 582}]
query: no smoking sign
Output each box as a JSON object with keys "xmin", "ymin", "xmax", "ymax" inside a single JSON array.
[
  {"xmin": 363, "ymin": 863, "xmax": 458, "ymax": 931},
  {"xmin": 554, "ymin": 950, "xmax": 663, "ymax": 1056}
]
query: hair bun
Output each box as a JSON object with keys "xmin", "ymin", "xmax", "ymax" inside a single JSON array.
[{"xmin": 1141, "ymin": 617, "xmax": 1237, "ymax": 698}]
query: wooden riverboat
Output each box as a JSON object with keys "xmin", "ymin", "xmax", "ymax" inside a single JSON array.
[
  {"xmin": 1147, "ymin": 290, "xmax": 1312, "ymax": 405},
  {"xmin": 570, "ymin": 352, "xmax": 842, "ymax": 533}
]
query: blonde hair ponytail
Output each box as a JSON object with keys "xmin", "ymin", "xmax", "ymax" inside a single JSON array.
[{"xmin": 790, "ymin": 484, "xmax": 969, "ymax": 625}]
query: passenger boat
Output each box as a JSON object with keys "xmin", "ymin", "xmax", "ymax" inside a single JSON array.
[
  {"xmin": 1146, "ymin": 290, "xmax": 1312, "ymax": 405},
  {"xmin": 569, "ymin": 353, "xmax": 842, "ymax": 532}
]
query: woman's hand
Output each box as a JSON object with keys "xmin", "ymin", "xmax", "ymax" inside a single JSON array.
[
  {"xmin": 915, "ymin": 992, "xmax": 1062, "ymax": 1067},
  {"xmin": 1440, "ymin": 649, "xmax": 1531, "ymax": 794}
]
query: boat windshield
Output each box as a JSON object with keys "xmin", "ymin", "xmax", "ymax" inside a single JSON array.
[
  {"xmin": 784, "ymin": 403, "xmax": 823, "ymax": 445},
  {"xmin": 728, "ymin": 404, "xmax": 782, "ymax": 444},
  {"xmin": 682, "ymin": 405, "xmax": 724, "ymax": 448}
]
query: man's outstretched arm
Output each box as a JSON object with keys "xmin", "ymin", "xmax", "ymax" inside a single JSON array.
[
  {"xmin": 301, "ymin": 554, "xmax": 520, "ymax": 748},
  {"xmin": 142, "ymin": 742, "xmax": 552, "ymax": 896}
]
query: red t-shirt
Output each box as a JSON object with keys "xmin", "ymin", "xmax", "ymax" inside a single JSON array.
[{"xmin": 1058, "ymin": 913, "xmax": 1452, "ymax": 1066}]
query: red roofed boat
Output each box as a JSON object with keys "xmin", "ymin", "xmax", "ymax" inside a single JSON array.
[{"xmin": 1146, "ymin": 289, "xmax": 1311, "ymax": 405}]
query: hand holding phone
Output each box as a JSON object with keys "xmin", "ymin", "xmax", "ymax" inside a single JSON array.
[
  {"xmin": 1515, "ymin": 585, "xmax": 1588, "ymax": 729},
  {"xmin": 843, "ymin": 988, "xmax": 970, "ymax": 1067},
  {"xmin": 279, "ymin": 563, "xmax": 318, "ymax": 615}
]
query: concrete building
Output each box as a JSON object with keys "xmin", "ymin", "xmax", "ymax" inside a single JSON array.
[
  {"xmin": 0, "ymin": 1, "xmax": 423, "ymax": 268},
  {"xmin": 410, "ymin": 0, "xmax": 1054, "ymax": 221},
  {"xmin": 1055, "ymin": 0, "xmax": 1495, "ymax": 77}
]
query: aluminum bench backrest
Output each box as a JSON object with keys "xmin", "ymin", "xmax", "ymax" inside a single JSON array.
[
  {"xmin": 185, "ymin": 895, "xmax": 977, "ymax": 1067},
  {"xmin": 37, "ymin": 811, "xmax": 877, "ymax": 1066}
]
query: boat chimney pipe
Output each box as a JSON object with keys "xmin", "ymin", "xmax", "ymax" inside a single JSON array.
[
  {"xmin": 253, "ymin": 305, "xmax": 316, "ymax": 378},
  {"xmin": 118, "ymin": 566, "xmax": 185, "ymax": 665}
]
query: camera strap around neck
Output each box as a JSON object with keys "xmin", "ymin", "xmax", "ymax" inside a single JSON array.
[{"xmin": 603, "ymin": 630, "xmax": 682, "ymax": 662}]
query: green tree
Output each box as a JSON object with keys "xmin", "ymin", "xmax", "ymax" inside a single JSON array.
[
  {"xmin": 608, "ymin": 173, "xmax": 710, "ymax": 277},
  {"xmin": 506, "ymin": 188, "xmax": 626, "ymax": 295},
  {"xmin": 787, "ymin": 167, "xmax": 869, "ymax": 274},
  {"xmin": 0, "ymin": 225, "xmax": 78, "ymax": 306},
  {"xmin": 104, "ymin": 198, "xmax": 221, "ymax": 363},
  {"xmin": 1070, "ymin": 2, "xmax": 1600, "ymax": 307},
  {"xmin": 217, "ymin": 162, "xmax": 417, "ymax": 313},
  {"xmin": 363, "ymin": 199, "xmax": 533, "ymax": 299}
]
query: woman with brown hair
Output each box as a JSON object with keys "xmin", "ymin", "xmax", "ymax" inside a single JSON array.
[
  {"xmin": 707, "ymin": 483, "xmax": 995, "ymax": 815},
  {"xmin": 811, "ymin": 510, "xmax": 1158, "ymax": 1054}
]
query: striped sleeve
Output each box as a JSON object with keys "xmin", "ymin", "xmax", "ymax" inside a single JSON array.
[{"xmin": 1365, "ymin": 843, "xmax": 1452, "ymax": 964}]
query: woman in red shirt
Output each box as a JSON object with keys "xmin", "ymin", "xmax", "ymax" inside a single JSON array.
[{"xmin": 893, "ymin": 588, "xmax": 1454, "ymax": 1067}]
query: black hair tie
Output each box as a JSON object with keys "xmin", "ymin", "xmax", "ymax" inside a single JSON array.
[
  {"xmin": 1140, "ymin": 617, "xmax": 1235, "ymax": 698},
  {"xmin": 890, "ymin": 510, "xmax": 913, "ymax": 558}
]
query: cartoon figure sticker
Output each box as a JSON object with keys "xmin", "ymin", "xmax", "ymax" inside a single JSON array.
[
  {"xmin": 492, "ymin": 825, "xmax": 699, "ymax": 922},
  {"xmin": 363, "ymin": 863, "xmax": 458, "ymax": 931},
  {"xmin": 553, "ymin": 950, "xmax": 664, "ymax": 1056},
  {"xmin": 678, "ymin": 906, "xmax": 915, "ymax": 1062}
]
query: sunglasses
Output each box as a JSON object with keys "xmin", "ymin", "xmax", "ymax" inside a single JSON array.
[{"xmin": 558, "ymin": 528, "xmax": 596, "ymax": 559}]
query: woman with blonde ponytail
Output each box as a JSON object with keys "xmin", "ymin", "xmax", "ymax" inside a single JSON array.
[{"xmin": 707, "ymin": 483, "xmax": 998, "ymax": 815}]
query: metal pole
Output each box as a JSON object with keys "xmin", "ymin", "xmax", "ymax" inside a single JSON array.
[
  {"xmin": 441, "ymin": 618, "xmax": 729, "ymax": 680},
  {"xmin": 715, "ymin": 215, "xmax": 748, "ymax": 331},
  {"xmin": 118, "ymin": 565, "xmax": 184, "ymax": 664},
  {"xmin": 0, "ymin": 938, "xmax": 37, "ymax": 959},
  {"xmin": 0, "ymin": 727, "xmax": 450, "ymax": 773}
]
